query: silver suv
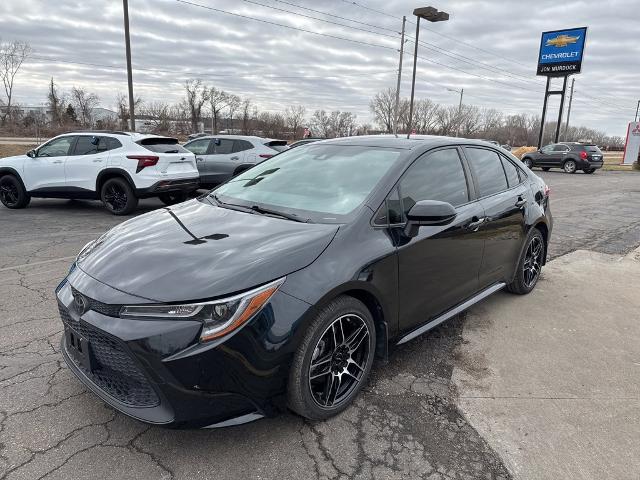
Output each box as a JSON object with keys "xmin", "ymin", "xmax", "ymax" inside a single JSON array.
[{"xmin": 183, "ymin": 135, "xmax": 287, "ymax": 187}]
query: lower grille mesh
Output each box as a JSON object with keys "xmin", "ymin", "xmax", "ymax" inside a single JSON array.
[{"xmin": 59, "ymin": 303, "xmax": 159, "ymax": 407}]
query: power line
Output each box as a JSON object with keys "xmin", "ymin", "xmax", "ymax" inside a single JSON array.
[
  {"xmin": 175, "ymin": 0, "xmax": 397, "ymax": 51},
  {"xmin": 240, "ymin": 0, "xmax": 398, "ymax": 39},
  {"xmin": 338, "ymin": 0, "xmax": 403, "ymax": 21},
  {"xmin": 271, "ymin": 0, "xmax": 400, "ymax": 34}
]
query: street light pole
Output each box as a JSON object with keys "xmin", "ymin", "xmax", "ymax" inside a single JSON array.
[
  {"xmin": 635, "ymin": 100, "xmax": 639, "ymax": 123},
  {"xmin": 123, "ymin": 0, "xmax": 136, "ymax": 132},
  {"xmin": 393, "ymin": 16, "xmax": 406, "ymax": 136},
  {"xmin": 406, "ymin": 6, "xmax": 449, "ymax": 139}
]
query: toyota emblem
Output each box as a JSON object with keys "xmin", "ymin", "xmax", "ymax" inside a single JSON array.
[{"xmin": 73, "ymin": 292, "xmax": 88, "ymax": 315}]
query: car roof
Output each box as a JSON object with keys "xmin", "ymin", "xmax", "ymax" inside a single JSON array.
[
  {"xmin": 313, "ymin": 134, "xmax": 501, "ymax": 151},
  {"xmin": 189, "ymin": 135, "xmax": 267, "ymax": 142}
]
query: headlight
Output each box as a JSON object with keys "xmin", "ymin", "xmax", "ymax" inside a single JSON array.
[{"xmin": 120, "ymin": 277, "xmax": 285, "ymax": 342}]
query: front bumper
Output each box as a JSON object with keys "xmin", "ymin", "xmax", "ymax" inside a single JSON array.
[
  {"xmin": 136, "ymin": 178, "xmax": 200, "ymax": 198},
  {"xmin": 56, "ymin": 269, "xmax": 311, "ymax": 428}
]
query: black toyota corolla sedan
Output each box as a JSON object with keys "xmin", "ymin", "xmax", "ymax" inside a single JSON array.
[{"xmin": 57, "ymin": 136, "xmax": 552, "ymax": 428}]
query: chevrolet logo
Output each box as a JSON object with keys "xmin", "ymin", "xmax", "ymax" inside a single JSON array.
[{"xmin": 546, "ymin": 34, "xmax": 580, "ymax": 48}]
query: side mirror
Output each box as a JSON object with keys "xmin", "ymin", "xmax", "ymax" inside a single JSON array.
[
  {"xmin": 404, "ymin": 200, "xmax": 457, "ymax": 237},
  {"xmin": 27, "ymin": 149, "xmax": 36, "ymax": 158}
]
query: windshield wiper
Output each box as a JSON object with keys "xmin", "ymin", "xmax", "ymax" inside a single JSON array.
[{"xmin": 249, "ymin": 205, "xmax": 311, "ymax": 223}]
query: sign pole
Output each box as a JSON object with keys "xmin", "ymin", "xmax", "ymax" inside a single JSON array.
[
  {"xmin": 554, "ymin": 76, "xmax": 568, "ymax": 143},
  {"xmin": 537, "ymin": 76, "xmax": 551, "ymax": 149}
]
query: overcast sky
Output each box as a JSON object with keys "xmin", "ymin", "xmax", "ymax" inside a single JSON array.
[{"xmin": 1, "ymin": 0, "xmax": 638, "ymax": 136}]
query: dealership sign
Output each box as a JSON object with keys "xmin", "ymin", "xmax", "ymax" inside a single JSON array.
[
  {"xmin": 537, "ymin": 27, "xmax": 587, "ymax": 76},
  {"xmin": 622, "ymin": 122, "xmax": 640, "ymax": 165}
]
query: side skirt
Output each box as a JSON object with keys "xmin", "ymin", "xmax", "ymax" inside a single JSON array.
[{"xmin": 396, "ymin": 282, "xmax": 506, "ymax": 346}]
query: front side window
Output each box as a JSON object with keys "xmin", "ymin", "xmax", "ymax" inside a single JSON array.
[
  {"xmin": 213, "ymin": 144, "xmax": 401, "ymax": 221},
  {"xmin": 553, "ymin": 144, "xmax": 569, "ymax": 152},
  {"xmin": 185, "ymin": 139, "xmax": 210, "ymax": 155},
  {"xmin": 465, "ymin": 147, "xmax": 509, "ymax": 197},
  {"xmin": 38, "ymin": 137, "xmax": 74, "ymax": 157},
  {"xmin": 214, "ymin": 139, "xmax": 234, "ymax": 155},
  {"xmin": 541, "ymin": 145, "xmax": 554, "ymax": 154},
  {"xmin": 398, "ymin": 148, "xmax": 469, "ymax": 216}
]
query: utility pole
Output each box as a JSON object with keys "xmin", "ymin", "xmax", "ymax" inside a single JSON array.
[
  {"xmin": 635, "ymin": 100, "xmax": 639, "ymax": 123},
  {"xmin": 563, "ymin": 78, "xmax": 575, "ymax": 140},
  {"xmin": 123, "ymin": 0, "xmax": 136, "ymax": 131},
  {"xmin": 393, "ymin": 16, "xmax": 406, "ymax": 136}
]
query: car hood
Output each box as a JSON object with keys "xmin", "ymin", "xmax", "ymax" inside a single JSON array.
[
  {"xmin": 0, "ymin": 155, "xmax": 26, "ymax": 166},
  {"xmin": 77, "ymin": 199, "xmax": 339, "ymax": 302}
]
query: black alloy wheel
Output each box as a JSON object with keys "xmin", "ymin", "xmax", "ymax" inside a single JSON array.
[
  {"xmin": 506, "ymin": 228, "xmax": 545, "ymax": 295},
  {"xmin": 288, "ymin": 296, "xmax": 375, "ymax": 420},
  {"xmin": 308, "ymin": 313, "xmax": 370, "ymax": 408},
  {"xmin": 563, "ymin": 160, "xmax": 577, "ymax": 174},
  {"xmin": 101, "ymin": 178, "xmax": 138, "ymax": 215},
  {"xmin": 0, "ymin": 175, "xmax": 30, "ymax": 209}
]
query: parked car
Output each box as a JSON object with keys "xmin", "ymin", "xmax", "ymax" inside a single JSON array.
[
  {"xmin": 183, "ymin": 135, "xmax": 288, "ymax": 188},
  {"xmin": 288, "ymin": 138, "xmax": 323, "ymax": 149},
  {"xmin": 57, "ymin": 136, "xmax": 552, "ymax": 428},
  {"xmin": 0, "ymin": 131, "xmax": 199, "ymax": 214},
  {"xmin": 521, "ymin": 142, "xmax": 604, "ymax": 174},
  {"xmin": 187, "ymin": 132, "xmax": 208, "ymax": 141}
]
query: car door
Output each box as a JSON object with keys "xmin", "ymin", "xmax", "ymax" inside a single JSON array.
[
  {"xmin": 64, "ymin": 135, "xmax": 110, "ymax": 192},
  {"xmin": 22, "ymin": 136, "xmax": 75, "ymax": 191},
  {"xmin": 396, "ymin": 147, "xmax": 486, "ymax": 332},
  {"xmin": 205, "ymin": 138, "xmax": 236, "ymax": 183},
  {"xmin": 184, "ymin": 138, "xmax": 212, "ymax": 181},
  {"xmin": 535, "ymin": 144, "xmax": 556, "ymax": 167},
  {"xmin": 463, "ymin": 147, "xmax": 528, "ymax": 288},
  {"xmin": 553, "ymin": 143, "xmax": 571, "ymax": 167}
]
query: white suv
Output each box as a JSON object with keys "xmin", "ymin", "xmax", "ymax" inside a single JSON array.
[{"xmin": 0, "ymin": 131, "xmax": 200, "ymax": 215}]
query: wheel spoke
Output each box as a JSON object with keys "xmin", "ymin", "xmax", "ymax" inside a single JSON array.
[
  {"xmin": 346, "ymin": 324, "xmax": 368, "ymax": 354},
  {"xmin": 347, "ymin": 357, "xmax": 365, "ymax": 373},
  {"xmin": 326, "ymin": 374, "xmax": 342, "ymax": 407}
]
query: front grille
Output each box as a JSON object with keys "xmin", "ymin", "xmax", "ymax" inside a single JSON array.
[
  {"xmin": 59, "ymin": 303, "xmax": 160, "ymax": 407},
  {"xmin": 71, "ymin": 287, "xmax": 122, "ymax": 317}
]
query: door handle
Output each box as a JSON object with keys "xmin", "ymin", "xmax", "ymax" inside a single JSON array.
[
  {"xmin": 465, "ymin": 217, "xmax": 486, "ymax": 231},
  {"xmin": 92, "ymin": 158, "xmax": 103, "ymax": 163},
  {"xmin": 53, "ymin": 160, "xmax": 63, "ymax": 164},
  {"xmin": 230, "ymin": 156, "xmax": 239, "ymax": 161},
  {"xmin": 515, "ymin": 197, "xmax": 527, "ymax": 208}
]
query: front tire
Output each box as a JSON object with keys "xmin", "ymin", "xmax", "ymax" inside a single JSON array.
[
  {"xmin": 522, "ymin": 157, "xmax": 533, "ymax": 169},
  {"xmin": 158, "ymin": 191, "xmax": 189, "ymax": 205},
  {"xmin": 288, "ymin": 296, "xmax": 376, "ymax": 421},
  {"xmin": 0, "ymin": 175, "xmax": 30, "ymax": 209},
  {"xmin": 507, "ymin": 228, "xmax": 545, "ymax": 295},
  {"xmin": 563, "ymin": 160, "xmax": 577, "ymax": 173},
  {"xmin": 100, "ymin": 177, "xmax": 138, "ymax": 215}
]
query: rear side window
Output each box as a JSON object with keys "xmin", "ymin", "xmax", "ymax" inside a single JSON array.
[
  {"xmin": 399, "ymin": 148, "xmax": 469, "ymax": 214},
  {"xmin": 107, "ymin": 138, "xmax": 122, "ymax": 150},
  {"xmin": 500, "ymin": 155, "xmax": 521, "ymax": 187},
  {"xmin": 138, "ymin": 138, "xmax": 190, "ymax": 154},
  {"xmin": 233, "ymin": 140, "xmax": 253, "ymax": 153},
  {"xmin": 465, "ymin": 148, "xmax": 509, "ymax": 197},
  {"xmin": 185, "ymin": 139, "xmax": 210, "ymax": 155},
  {"xmin": 73, "ymin": 136, "xmax": 100, "ymax": 155}
]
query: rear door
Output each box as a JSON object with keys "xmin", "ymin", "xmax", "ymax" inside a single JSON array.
[
  {"xmin": 23, "ymin": 136, "xmax": 75, "ymax": 190},
  {"xmin": 65, "ymin": 135, "xmax": 110, "ymax": 191},
  {"xmin": 204, "ymin": 138, "xmax": 236, "ymax": 183},
  {"xmin": 397, "ymin": 147, "xmax": 486, "ymax": 332},
  {"xmin": 463, "ymin": 146, "xmax": 528, "ymax": 288},
  {"xmin": 184, "ymin": 138, "xmax": 212, "ymax": 178},
  {"xmin": 552, "ymin": 143, "xmax": 571, "ymax": 167}
]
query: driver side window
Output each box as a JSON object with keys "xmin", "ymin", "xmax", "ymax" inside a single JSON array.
[
  {"xmin": 37, "ymin": 137, "xmax": 75, "ymax": 157},
  {"xmin": 541, "ymin": 145, "xmax": 554, "ymax": 154}
]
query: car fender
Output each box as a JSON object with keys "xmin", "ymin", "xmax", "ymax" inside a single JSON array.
[
  {"xmin": 95, "ymin": 168, "xmax": 136, "ymax": 192},
  {"xmin": 0, "ymin": 165, "xmax": 27, "ymax": 191}
]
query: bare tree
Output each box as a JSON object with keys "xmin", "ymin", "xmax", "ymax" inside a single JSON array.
[
  {"xmin": 458, "ymin": 105, "xmax": 482, "ymax": 137},
  {"xmin": 369, "ymin": 88, "xmax": 396, "ymax": 133},
  {"xmin": 208, "ymin": 87, "xmax": 227, "ymax": 134},
  {"xmin": 241, "ymin": 98, "xmax": 254, "ymax": 135},
  {"xmin": 46, "ymin": 77, "xmax": 66, "ymax": 128},
  {"xmin": 140, "ymin": 101, "xmax": 171, "ymax": 133},
  {"xmin": 70, "ymin": 87, "xmax": 99, "ymax": 127},
  {"xmin": 116, "ymin": 92, "xmax": 142, "ymax": 131},
  {"xmin": 310, "ymin": 110, "xmax": 331, "ymax": 138},
  {"xmin": 412, "ymin": 99, "xmax": 439, "ymax": 134},
  {"xmin": 225, "ymin": 94, "xmax": 241, "ymax": 133},
  {"xmin": 0, "ymin": 39, "xmax": 31, "ymax": 126},
  {"xmin": 284, "ymin": 105, "xmax": 306, "ymax": 139},
  {"xmin": 184, "ymin": 79, "xmax": 209, "ymax": 132}
]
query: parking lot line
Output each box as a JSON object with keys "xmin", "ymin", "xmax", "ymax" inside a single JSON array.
[{"xmin": 0, "ymin": 256, "xmax": 76, "ymax": 272}]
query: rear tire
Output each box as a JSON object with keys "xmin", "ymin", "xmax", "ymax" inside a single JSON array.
[
  {"xmin": 288, "ymin": 296, "xmax": 376, "ymax": 421},
  {"xmin": 0, "ymin": 175, "xmax": 30, "ymax": 209},
  {"xmin": 522, "ymin": 157, "xmax": 533, "ymax": 169},
  {"xmin": 158, "ymin": 191, "xmax": 188, "ymax": 205},
  {"xmin": 100, "ymin": 177, "xmax": 138, "ymax": 215},
  {"xmin": 506, "ymin": 228, "xmax": 545, "ymax": 295},
  {"xmin": 542, "ymin": 167, "xmax": 550, "ymax": 171},
  {"xmin": 563, "ymin": 160, "xmax": 577, "ymax": 174}
]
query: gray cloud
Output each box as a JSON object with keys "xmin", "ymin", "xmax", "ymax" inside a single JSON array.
[{"xmin": 1, "ymin": 0, "xmax": 637, "ymax": 136}]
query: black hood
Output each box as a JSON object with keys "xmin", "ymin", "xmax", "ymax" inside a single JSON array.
[{"xmin": 77, "ymin": 199, "xmax": 339, "ymax": 302}]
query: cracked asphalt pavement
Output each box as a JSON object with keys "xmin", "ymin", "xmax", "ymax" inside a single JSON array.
[{"xmin": 1, "ymin": 170, "xmax": 639, "ymax": 480}]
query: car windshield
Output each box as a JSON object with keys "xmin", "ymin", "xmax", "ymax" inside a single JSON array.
[{"xmin": 212, "ymin": 144, "xmax": 402, "ymax": 222}]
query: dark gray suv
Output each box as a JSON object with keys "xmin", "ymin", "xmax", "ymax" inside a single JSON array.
[{"xmin": 522, "ymin": 142, "xmax": 604, "ymax": 174}]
